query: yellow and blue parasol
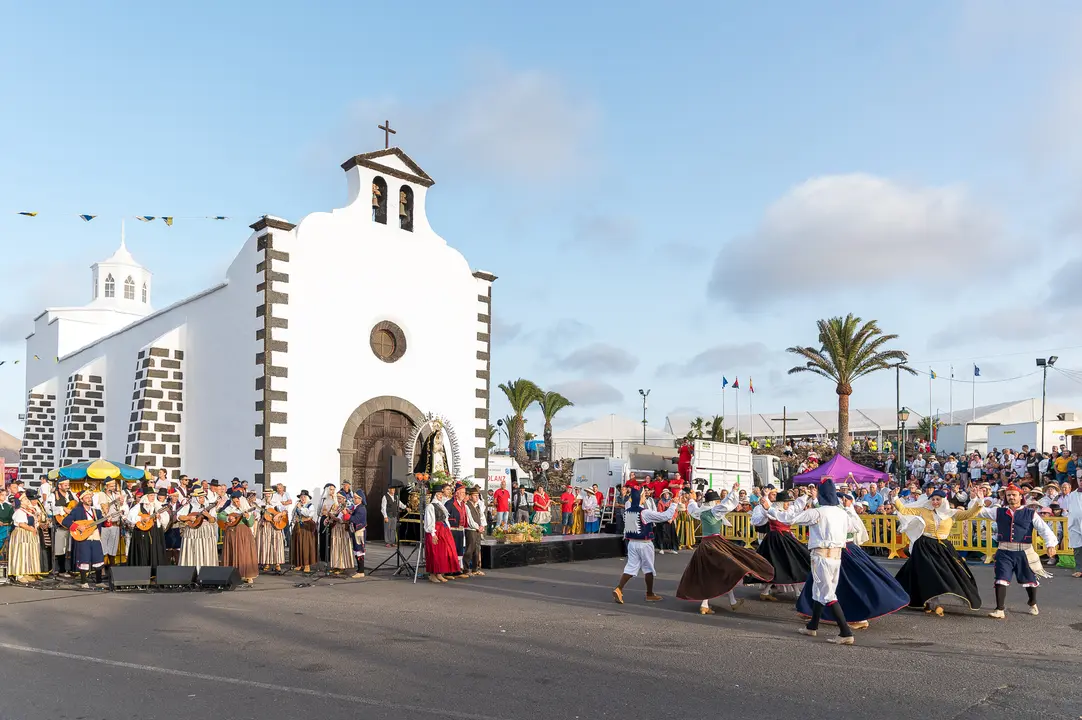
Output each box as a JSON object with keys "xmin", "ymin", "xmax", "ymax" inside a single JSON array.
[{"xmin": 48, "ymin": 459, "xmax": 152, "ymax": 482}]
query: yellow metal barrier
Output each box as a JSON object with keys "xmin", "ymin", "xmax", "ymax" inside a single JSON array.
[{"xmin": 707, "ymin": 512, "xmax": 1069, "ymax": 561}]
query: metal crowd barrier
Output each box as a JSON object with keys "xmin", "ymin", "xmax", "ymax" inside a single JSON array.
[{"xmin": 716, "ymin": 512, "xmax": 1070, "ymax": 562}]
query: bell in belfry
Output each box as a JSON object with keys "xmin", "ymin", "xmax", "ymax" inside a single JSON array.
[
  {"xmin": 399, "ymin": 190, "xmax": 409, "ymax": 217},
  {"xmin": 371, "ymin": 182, "xmax": 382, "ymax": 208}
]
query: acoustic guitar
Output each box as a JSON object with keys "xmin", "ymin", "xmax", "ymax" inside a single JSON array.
[
  {"xmin": 263, "ymin": 508, "xmax": 289, "ymax": 531},
  {"xmin": 134, "ymin": 513, "xmax": 157, "ymax": 532},
  {"xmin": 55, "ymin": 499, "xmax": 78, "ymax": 524},
  {"xmin": 218, "ymin": 513, "xmax": 243, "ymax": 532},
  {"xmin": 70, "ymin": 516, "xmax": 108, "ymax": 542},
  {"xmin": 181, "ymin": 513, "xmax": 205, "ymax": 529}
]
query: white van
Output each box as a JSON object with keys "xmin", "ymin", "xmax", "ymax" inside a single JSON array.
[{"xmin": 571, "ymin": 457, "xmax": 629, "ymax": 497}]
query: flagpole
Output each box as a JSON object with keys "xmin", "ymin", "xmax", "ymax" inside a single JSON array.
[
  {"xmin": 928, "ymin": 373, "xmax": 933, "ymax": 447},
  {"xmin": 972, "ymin": 365, "xmax": 976, "ymax": 422},
  {"xmin": 722, "ymin": 386, "xmax": 726, "ymax": 443},
  {"xmin": 749, "ymin": 384, "xmax": 754, "ymax": 444},
  {"xmin": 735, "ymin": 380, "xmax": 740, "ymax": 444},
  {"xmin": 949, "ymin": 365, "xmax": 953, "ymax": 424}
]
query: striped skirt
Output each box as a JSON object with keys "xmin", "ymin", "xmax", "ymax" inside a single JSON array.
[
  {"xmin": 329, "ymin": 522, "xmax": 354, "ymax": 570},
  {"xmin": 9, "ymin": 528, "xmax": 43, "ymax": 578},
  {"xmin": 256, "ymin": 522, "xmax": 285, "ymax": 565},
  {"xmin": 179, "ymin": 521, "xmax": 219, "ymax": 569}
]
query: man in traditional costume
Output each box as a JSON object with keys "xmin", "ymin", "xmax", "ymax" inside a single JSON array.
[
  {"xmin": 291, "ymin": 490, "xmax": 318, "ymax": 572},
  {"xmin": 677, "ymin": 489, "xmax": 774, "ymax": 613},
  {"xmin": 125, "ymin": 491, "xmax": 168, "ymax": 572},
  {"xmin": 60, "ymin": 488, "xmax": 107, "ymax": 588},
  {"xmin": 1064, "ymin": 478, "xmax": 1082, "ymax": 578},
  {"xmin": 762, "ymin": 477, "xmax": 862, "ymax": 645},
  {"xmin": 424, "ymin": 484, "xmax": 461, "ymax": 583},
  {"xmin": 46, "ymin": 479, "xmax": 78, "ymax": 576},
  {"xmin": 893, "ymin": 489, "xmax": 985, "ymax": 614},
  {"xmin": 178, "ymin": 488, "xmax": 219, "ymax": 569},
  {"xmin": 747, "ymin": 488, "xmax": 810, "ymax": 601},
  {"xmin": 464, "ymin": 486, "xmax": 486, "ymax": 576},
  {"xmin": 796, "ymin": 492, "xmax": 908, "ymax": 630},
  {"xmin": 972, "ymin": 484, "xmax": 1058, "ymax": 617},
  {"xmin": 612, "ymin": 488, "xmax": 679, "ymax": 604},
  {"xmin": 445, "ymin": 484, "xmax": 470, "ymax": 577},
  {"xmin": 381, "ymin": 486, "xmax": 406, "ymax": 547},
  {"xmin": 348, "ymin": 489, "xmax": 367, "ymax": 578}
]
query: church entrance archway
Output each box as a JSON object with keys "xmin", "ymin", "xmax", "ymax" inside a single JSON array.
[{"xmin": 339, "ymin": 396, "xmax": 425, "ymax": 543}]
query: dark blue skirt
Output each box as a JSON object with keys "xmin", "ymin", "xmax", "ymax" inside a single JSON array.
[
  {"xmin": 797, "ymin": 542, "xmax": 909, "ymax": 622},
  {"xmin": 164, "ymin": 527, "xmax": 182, "ymax": 550}
]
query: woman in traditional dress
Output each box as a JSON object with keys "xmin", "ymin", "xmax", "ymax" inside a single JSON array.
[
  {"xmin": 316, "ymin": 484, "xmax": 336, "ymax": 566},
  {"xmin": 256, "ymin": 487, "xmax": 286, "ymax": 573},
  {"xmin": 28, "ymin": 492, "xmax": 52, "ymax": 573},
  {"xmin": 290, "ymin": 490, "xmax": 318, "ymax": 572},
  {"xmin": 327, "ymin": 493, "xmax": 356, "ymax": 575},
  {"xmin": 674, "ymin": 491, "xmax": 697, "ymax": 550},
  {"xmin": 9, "ymin": 489, "xmax": 44, "ymax": 582},
  {"xmin": 218, "ymin": 492, "xmax": 258, "ymax": 583},
  {"xmin": 796, "ymin": 492, "xmax": 909, "ymax": 629},
  {"xmin": 177, "ymin": 488, "xmax": 219, "ymax": 569},
  {"xmin": 125, "ymin": 492, "xmax": 168, "ymax": 572},
  {"xmin": 162, "ymin": 488, "xmax": 184, "ymax": 566},
  {"xmin": 746, "ymin": 489, "xmax": 811, "ymax": 601},
  {"xmin": 571, "ymin": 493, "xmax": 585, "ymax": 535},
  {"xmin": 60, "ymin": 488, "xmax": 107, "ymax": 588},
  {"xmin": 894, "ymin": 489, "xmax": 984, "ymax": 614},
  {"xmin": 423, "ymin": 484, "xmax": 460, "ymax": 583},
  {"xmin": 98, "ymin": 481, "xmax": 125, "ymax": 565},
  {"xmin": 676, "ymin": 489, "xmax": 775, "ymax": 614}
]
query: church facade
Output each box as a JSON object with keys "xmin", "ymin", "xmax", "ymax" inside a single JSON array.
[{"xmin": 19, "ymin": 147, "xmax": 494, "ymax": 531}]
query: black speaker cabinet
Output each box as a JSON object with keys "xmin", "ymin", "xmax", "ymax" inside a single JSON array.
[
  {"xmin": 198, "ymin": 566, "xmax": 241, "ymax": 590},
  {"xmin": 109, "ymin": 566, "xmax": 152, "ymax": 589},
  {"xmin": 155, "ymin": 566, "xmax": 197, "ymax": 586}
]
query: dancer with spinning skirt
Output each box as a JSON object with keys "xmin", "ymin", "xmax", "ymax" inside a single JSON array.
[
  {"xmin": 677, "ymin": 489, "xmax": 774, "ymax": 614},
  {"xmin": 746, "ymin": 488, "xmax": 810, "ymax": 601}
]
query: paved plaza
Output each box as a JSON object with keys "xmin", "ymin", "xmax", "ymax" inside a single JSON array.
[{"xmin": 1, "ymin": 553, "xmax": 1080, "ymax": 720}]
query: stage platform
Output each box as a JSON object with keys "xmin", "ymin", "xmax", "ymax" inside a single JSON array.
[{"xmin": 481, "ymin": 533, "xmax": 624, "ymax": 569}]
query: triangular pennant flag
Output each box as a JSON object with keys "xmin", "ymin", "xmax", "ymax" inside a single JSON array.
[
  {"xmin": 33, "ymin": 355, "xmax": 40, "ymax": 360},
  {"xmin": 78, "ymin": 214, "xmax": 96, "ymax": 222},
  {"xmin": 211, "ymin": 216, "xmax": 228, "ymax": 220},
  {"xmin": 930, "ymin": 368, "xmax": 937, "ymax": 380},
  {"xmin": 721, "ymin": 377, "xmax": 729, "ymax": 389},
  {"xmin": 162, "ymin": 217, "xmax": 174, "ymax": 226},
  {"xmin": 974, "ymin": 365, "xmax": 980, "ymax": 377},
  {"xmin": 0, "ymin": 361, "xmax": 5, "ymax": 367},
  {"xmin": 136, "ymin": 216, "xmax": 156, "ymax": 222},
  {"xmin": 732, "ymin": 377, "xmax": 740, "ymax": 389},
  {"xmin": 13, "ymin": 360, "xmax": 19, "ymax": 365},
  {"xmin": 17, "ymin": 211, "xmax": 38, "ymax": 217},
  {"xmin": 749, "ymin": 378, "xmax": 755, "ymax": 394}
]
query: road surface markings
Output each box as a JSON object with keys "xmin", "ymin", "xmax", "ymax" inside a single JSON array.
[{"xmin": 0, "ymin": 642, "xmax": 514, "ymax": 720}]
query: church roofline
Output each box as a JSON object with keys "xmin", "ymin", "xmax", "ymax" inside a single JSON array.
[
  {"xmin": 472, "ymin": 270, "xmax": 498, "ymax": 282},
  {"xmin": 249, "ymin": 215, "xmax": 296, "ymax": 232},
  {"xmin": 341, "ymin": 147, "xmax": 435, "ymax": 188},
  {"xmin": 52, "ymin": 281, "xmax": 229, "ymax": 364}
]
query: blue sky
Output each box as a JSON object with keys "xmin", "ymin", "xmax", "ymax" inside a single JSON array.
[{"xmin": 3, "ymin": 1, "xmax": 1082, "ymax": 441}]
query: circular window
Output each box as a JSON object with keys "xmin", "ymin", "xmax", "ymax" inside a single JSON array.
[{"xmin": 370, "ymin": 321, "xmax": 406, "ymax": 363}]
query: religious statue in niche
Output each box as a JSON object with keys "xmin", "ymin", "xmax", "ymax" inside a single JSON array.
[{"xmin": 415, "ymin": 419, "xmax": 450, "ymax": 476}]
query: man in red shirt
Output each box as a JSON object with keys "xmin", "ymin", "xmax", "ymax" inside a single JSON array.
[
  {"xmin": 559, "ymin": 485, "xmax": 576, "ymax": 532},
  {"xmin": 492, "ymin": 480, "xmax": 511, "ymax": 528}
]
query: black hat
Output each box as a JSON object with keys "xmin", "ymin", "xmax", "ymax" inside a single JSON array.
[
  {"xmin": 467, "ymin": 486, "xmax": 480, "ymax": 495},
  {"xmin": 776, "ymin": 490, "xmax": 791, "ymax": 502},
  {"xmin": 704, "ymin": 489, "xmax": 720, "ymax": 502},
  {"xmin": 228, "ymin": 490, "xmax": 242, "ymax": 499},
  {"xmin": 298, "ymin": 490, "xmax": 311, "ymax": 499},
  {"xmin": 24, "ymin": 488, "xmax": 39, "ymax": 500}
]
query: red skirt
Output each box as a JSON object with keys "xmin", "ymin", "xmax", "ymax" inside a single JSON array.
[{"xmin": 424, "ymin": 523, "xmax": 460, "ymax": 575}]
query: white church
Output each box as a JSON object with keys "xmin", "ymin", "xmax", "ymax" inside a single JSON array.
[{"xmin": 19, "ymin": 146, "xmax": 495, "ymax": 535}]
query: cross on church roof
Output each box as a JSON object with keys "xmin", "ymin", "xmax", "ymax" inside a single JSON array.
[{"xmin": 378, "ymin": 120, "xmax": 396, "ymax": 149}]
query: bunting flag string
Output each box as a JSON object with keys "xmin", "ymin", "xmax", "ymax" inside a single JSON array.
[{"xmin": 9, "ymin": 212, "xmax": 230, "ymax": 224}]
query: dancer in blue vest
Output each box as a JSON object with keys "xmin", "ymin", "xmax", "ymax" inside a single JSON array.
[
  {"xmin": 612, "ymin": 486, "xmax": 678, "ymax": 604},
  {"xmin": 971, "ymin": 484, "xmax": 1057, "ymax": 618}
]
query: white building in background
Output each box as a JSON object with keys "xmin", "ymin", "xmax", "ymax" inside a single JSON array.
[
  {"xmin": 19, "ymin": 147, "xmax": 494, "ymax": 539},
  {"xmin": 552, "ymin": 414, "xmax": 677, "ymax": 460}
]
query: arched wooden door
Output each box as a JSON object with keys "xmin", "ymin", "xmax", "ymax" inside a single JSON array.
[{"xmin": 352, "ymin": 409, "xmax": 413, "ymax": 542}]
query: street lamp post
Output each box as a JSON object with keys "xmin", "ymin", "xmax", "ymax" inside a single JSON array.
[
  {"xmin": 898, "ymin": 407, "xmax": 910, "ymax": 484},
  {"xmin": 1036, "ymin": 356, "xmax": 1058, "ymax": 454},
  {"xmin": 638, "ymin": 389, "xmax": 650, "ymax": 446}
]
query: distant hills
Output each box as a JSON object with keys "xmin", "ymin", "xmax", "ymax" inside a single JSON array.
[{"xmin": 0, "ymin": 429, "xmax": 20, "ymax": 464}]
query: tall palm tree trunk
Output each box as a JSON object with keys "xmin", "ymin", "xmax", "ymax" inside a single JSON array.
[
  {"xmin": 837, "ymin": 384, "xmax": 852, "ymax": 458},
  {"xmin": 544, "ymin": 422, "xmax": 553, "ymax": 463},
  {"xmin": 513, "ymin": 416, "xmax": 529, "ymax": 467}
]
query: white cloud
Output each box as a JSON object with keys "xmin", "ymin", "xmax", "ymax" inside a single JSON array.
[
  {"xmin": 707, "ymin": 174, "xmax": 1007, "ymax": 306},
  {"xmin": 550, "ymin": 379, "xmax": 624, "ymax": 407},
  {"xmin": 490, "ymin": 315, "xmax": 523, "ymax": 345},
  {"xmin": 657, "ymin": 342, "xmax": 771, "ymax": 378},
  {"xmin": 555, "ymin": 343, "xmax": 638, "ymax": 375},
  {"xmin": 927, "ymin": 306, "xmax": 1062, "ymax": 350}
]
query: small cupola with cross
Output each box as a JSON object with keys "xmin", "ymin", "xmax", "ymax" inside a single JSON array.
[{"xmin": 341, "ymin": 120, "xmax": 434, "ymax": 234}]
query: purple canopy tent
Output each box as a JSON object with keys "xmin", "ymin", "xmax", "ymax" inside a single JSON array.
[{"xmin": 792, "ymin": 454, "xmax": 889, "ymax": 485}]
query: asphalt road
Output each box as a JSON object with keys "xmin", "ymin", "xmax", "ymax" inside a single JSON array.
[{"xmin": 1, "ymin": 553, "xmax": 1080, "ymax": 720}]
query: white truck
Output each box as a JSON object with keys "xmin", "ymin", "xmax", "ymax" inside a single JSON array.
[
  {"xmin": 486, "ymin": 453, "xmax": 533, "ymax": 494},
  {"xmin": 689, "ymin": 440, "xmax": 785, "ymax": 494},
  {"xmin": 986, "ymin": 422, "xmax": 1070, "ymax": 454},
  {"xmin": 571, "ymin": 457, "xmax": 629, "ymax": 498}
]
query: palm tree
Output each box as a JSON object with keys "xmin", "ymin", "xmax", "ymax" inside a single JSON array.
[
  {"xmin": 916, "ymin": 415, "xmax": 939, "ymax": 443},
  {"xmin": 688, "ymin": 416, "xmax": 705, "ymax": 440},
  {"xmin": 498, "ymin": 379, "xmax": 542, "ymax": 467},
  {"xmin": 708, "ymin": 414, "xmax": 725, "ymax": 442},
  {"xmin": 486, "ymin": 423, "xmax": 497, "ymax": 452},
  {"xmin": 787, "ymin": 314, "xmax": 915, "ymax": 458},
  {"xmin": 538, "ymin": 391, "xmax": 574, "ymax": 462}
]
